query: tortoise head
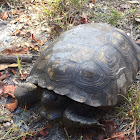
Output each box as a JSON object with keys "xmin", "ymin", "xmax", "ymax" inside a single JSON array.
[{"xmin": 40, "ymin": 89, "xmax": 71, "ymax": 120}]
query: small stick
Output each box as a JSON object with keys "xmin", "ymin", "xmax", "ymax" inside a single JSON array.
[{"xmin": 0, "ymin": 54, "xmax": 39, "ymax": 63}]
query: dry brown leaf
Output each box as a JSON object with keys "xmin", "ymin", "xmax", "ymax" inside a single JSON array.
[
  {"xmin": 136, "ymin": 39, "xmax": 140, "ymax": 44},
  {"xmin": 46, "ymin": 124, "xmax": 53, "ymax": 129},
  {"xmin": 11, "ymin": 29, "xmax": 21, "ymax": 36},
  {"xmin": 6, "ymin": 99, "xmax": 18, "ymax": 112},
  {"xmin": 10, "ymin": 68, "xmax": 16, "ymax": 74},
  {"xmin": 0, "ymin": 64, "xmax": 10, "ymax": 71},
  {"xmin": 40, "ymin": 38, "xmax": 48, "ymax": 46},
  {"xmin": 16, "ymin": 14, "xmax": 28, "ymax": 22},
  {"xmin": 81, "ymin": 12, "xmax": 88, "ymax": 24},
  {"xmin": 0, "ymin": 12, "xmax": 8, "ymax": 20},
  {"xmin": 32, "ymin": 34, "xmax": 41, "ymax": 44},
  {"xmin": 92, "ymin": 0, "xmax": 96, "ymax": 3},
  {"xmin": 89, "ymin": 0, "xmax": 96, "ymax": 3},
  {"xmin": 14, "ymin": 14, "xmax": 32, "ymax": 25},
  {"xmin": 11, "ymin": 9, "xmax": 20, "ymax": 15},
  {"xmin": 9, "ymin": 63, "xmax": 18, "ymax": 67},
  {"xmin": 0, "ymin": 74, "xmax": 10, "ymax": 81},
  {"xmin": 20, "ymin": 72, "xmax": 28, "ymax": 80},
  {"xmin": 32, "ymin": 34, "xmax": 38, "ymax": 42},
  {"xmin": 39, "ymin": 128, "xmax": 49, "ymax": 136},
  {"xmin": 0, "ymin": 63, "xmax": 18, "ymax": 71},
  {"xmin": 100, "ymin": 120, "xmax": 117, "ymax": 136},
  {"xmin": 3, "ymin": 85, "xmax": 16, "ymax": 98},
  {"xmin": 31, "ymin": 45, "xmax": 39, "ymax": 51},
  {"xmin": 29, "ymin": 43, "xmax": 34, "ymax": 49},
  {"xmin": 2, "ymin": 45, "xmax": 29, "ymax": 55},
  {"xmin": 26, "ymin": 20, "xmax": 32, "ymax": 26},
  {"xmin": 110, "ymin": 132, "xmax": 124, "ymax": 139}
]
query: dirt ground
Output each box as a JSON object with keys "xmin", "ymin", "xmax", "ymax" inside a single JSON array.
[{"xmin": 0, "ymin": 0, "xmax": 140, "ymax": 140}]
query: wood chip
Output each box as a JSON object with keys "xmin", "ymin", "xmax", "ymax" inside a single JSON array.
[{"xmin": 0, "ymin": 63, "xmax": 18, "ymax": 71}]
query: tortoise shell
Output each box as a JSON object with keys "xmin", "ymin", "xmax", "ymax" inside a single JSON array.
[{"xmin": 27, "ymin": 23, "xmax": 140, "ymax": 107}]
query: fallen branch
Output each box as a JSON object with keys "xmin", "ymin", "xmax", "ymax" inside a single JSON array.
[{"xmin": 0, "ymin": 54, "xmax": 39, "ymax": 63}]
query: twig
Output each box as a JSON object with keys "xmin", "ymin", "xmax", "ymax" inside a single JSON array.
[
  {"xmin": 134, "ymin": 119, "xmax": 137, "ymax": 140},
  {"xmin": 0, "ymin": 54, "xmax": 39, "ymax": 63},
  {"xmin": 64, "ymin": 127, "xmax": 70, "ymax": 140}
]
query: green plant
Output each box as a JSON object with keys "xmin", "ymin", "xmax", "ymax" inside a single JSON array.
[
  {"xmin": 0, "ymin": 128, "xmax": 33, "ymax": 140},
  {"xmin": 108, "ymin": 9, "xmax": 120, "ymax": 25},
  {"xmin": 116, "ymin": 88, "xmax": 140, "ymax": 139},
  {"xmin": 41, "ymin": 0, "xmax": 63, "ymax": 18},
  {"xmin": 16, "ymin": 54, "xmax": 22, "ymax": 75},
  {"xmin": 69, "ymin": 0, "xmax": 87, "ymax": 7},
  {"xmin": 79, "ymin": 135, "xmax": 83, "ymax": 140},
  {"xmin": 0, "ymin": 106, "xmax": 33, "ymax": 140},
  {"xmin": 64, "ymin": 127, "xmax": 70, "ymax": 140},
  {"xmin": 126, "ymin": 89, "xmax": 140, "ymax": 122},
  {"xmin": 41, "ymin": 0, "xmax": 87, "ymax": 33},
  {"xmin": 134, "ymin": 91, "xmax": 140, "ymax": 121},
  {"xmin": 0, "ymin": 3, "xmax": 4, "ymax": 10},
  {"xmin": 121, "ymin": 8, "xmax": 137, "ymax": 22}
]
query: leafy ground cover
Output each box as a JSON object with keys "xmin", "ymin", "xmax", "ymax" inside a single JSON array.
[{"xmin": 0, "ymin": 0, "xmax": 140, "ymax": 139}]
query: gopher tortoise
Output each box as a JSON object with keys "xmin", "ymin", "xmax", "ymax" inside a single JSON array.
[{"xmin": 15, "ymin": 23, "xmax": 140, "ymax": 128}]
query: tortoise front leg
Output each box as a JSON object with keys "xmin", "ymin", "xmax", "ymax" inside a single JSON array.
[
  {"xmin": 63, "ymin": 103, "xmax": 103, "ymax": 128},
  {"xmin": 40, "ymin": 90, "xmax": 71, "ymax": 120}
]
